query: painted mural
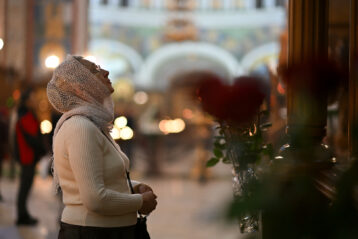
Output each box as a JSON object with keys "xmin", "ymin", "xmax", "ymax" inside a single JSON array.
[
  {"xmin": 88, "ymin": 1, "xmax": 287, "ymax": 89},
  {"xmin": 91, "ymin": 23, "xmax": 282, "ymax": 60}
]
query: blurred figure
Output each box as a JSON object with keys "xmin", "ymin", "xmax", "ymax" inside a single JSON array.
[
  {"xmin": 0, "ymin": 107, "xmax": 9, "ymax": 201},
  {"xmin": 8, "ymin": 104, "xmax": 19, "ymax": 180},
  {"xmin": 15, "ymin": 88, "xmax": 45, "ymax": 226},
  {"xmin": 138, "ymin": 102, "xmax": 163, "ymax": 176},
  {"xmin": 190, "ymin": 112, "xmax": 212, "ymax": 183}
]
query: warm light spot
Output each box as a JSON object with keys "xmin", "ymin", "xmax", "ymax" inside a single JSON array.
[
  {"xmin": 182, "ymin": 109, "xmax": 193, "ymax": 119},
  {"xmin": 110, "ymin": 127, "xmax": 121, "ymax": 140},
  {"xmin": 159, "ymin": 118, "xmax": 185, "ymax": 134},
  {"xmin": 40, "ymin": 120, "xmax": 53, "ymax": 134},
  {"xmin": 114, "ymin": 116, "xmax": 127, "ymax": 129},
  {"xmin": 172, "ymin": 118, "xmax": 185, "ymax": 133},
  {"xmin": 45, "ymin": 55, "xmax": 60, "ymax": 69},
  {"xmin": 159, "ymin": 120, "xmax": 169, "ymax": 134},
  {"xmin": 120, "ymin": 126, "xmax": 134, "ymax": 140},
  {"xmin": 133, "ymin": 91, "xmax": 148, "ymax": 105},
  {"xmin": 12, "ymin": 89, "xmax": 21, "ymax": 100},
  {"xmin": 113, "ymin": 79, "xmax": 134, "ymax": 101},
  {"xmin": 277, "ymin": 83, "xmax": 285, "ymax": 95},
  {"xmin": 249, "ymin": 125, "xmax": 257, "ymax": 136},
  {"xmin": 0, "ymin": 38, "xmax": 4, "ymax": 50}
]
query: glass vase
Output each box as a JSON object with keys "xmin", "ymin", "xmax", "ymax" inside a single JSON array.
[{"xmin": 232, "ymin": 166, "xmax": 259, "ymax": 233}]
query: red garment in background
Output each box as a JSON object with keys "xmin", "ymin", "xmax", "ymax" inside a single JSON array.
[{"xmin": 15, "ymin": 112, "xmax": 39, "ymax": 165}]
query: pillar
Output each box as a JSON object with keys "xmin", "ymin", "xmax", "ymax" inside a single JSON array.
[
  {"xmin": 263, "ymin": 1, "xmax": 333, "ymax": 237},
  {"xmin": 287, "ymin": 0, "xmax": 328, "ymax": 142},
  {"xmin": 0, "ymin": 0, "xmax": 6, "ymax": 65},
  {"xmin": 280, "ymin": 0, "xmax": 330, "ymax": 158},
  {"xmin": 73, "ymin": 0, "xmax": 89, "ymax": 55}
]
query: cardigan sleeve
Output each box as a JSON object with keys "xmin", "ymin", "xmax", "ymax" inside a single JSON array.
[{"xmin": 65, "ymin": 117, "xmax": 143, "ymax": 216}]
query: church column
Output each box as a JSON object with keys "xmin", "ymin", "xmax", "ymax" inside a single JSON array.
[
  {"xmin": 0, "ymin": 0, "xmax": 6, "ymax": 65},
  {"xmin": 25, "ymin": 0, "xmax": 34, "ymax": 82},
  {"xmin": 283, "ymin": 0, "xmax": 329, "ymax": 154},
  {"xmin": 262, "ymin": 2, "xmax": 331, "ymax": 238},
  {"xmin": 72, "ymin": 0, "xmax": 89, "ymax": 55}
]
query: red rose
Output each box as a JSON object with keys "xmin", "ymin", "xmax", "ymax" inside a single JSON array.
[
  {"xmin": 228, "ymin": 76, "xmax": 266, "ymax": 123},
  {"xmin": 196, "ymin": 75, "xmax": 231, "ymax": 120},
  {"xmin": 196, "ymin": 75, "xmax": 266, "ymax": 124}
]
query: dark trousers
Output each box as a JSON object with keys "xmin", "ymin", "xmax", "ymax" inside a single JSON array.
[
  {"xmin": 58, "ymin": 222, "xmax": 136, "ymax": 239},
  {"xmin": 17, "ymin": 164, "xmax": 35, "ymax": 220}
]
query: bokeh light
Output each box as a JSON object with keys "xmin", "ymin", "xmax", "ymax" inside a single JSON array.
[
  {"xmin": 0, "ymin": 38, "xmax": 4, "ymax": 50},
  {"xmin": 110, "ymin": 127, "xmax": 121, "ymax": 140},
  {"xmin": 114, "ymin": 116, "xmax": 127, "ymax": 129},
  {"xmin": 40, "ymin": 120, "xmax": 53, "ymax": 134},
  {"xmin": 277, "ymin": 83, "xmax": 285, "ymax": 95},
  {"xmin": 45, "ymin": 55, "xmax": 60, "ymax": 69},
  {"xmin": 113, "ymin": 78, "xmax": 134, "ymax": 101},
  {"xmin": 159, "ymin": 120, "xmax": 169, "ymax": 135},
  {"xmin": 159, "ymin": 118, "xmax": 186, "ymax": 134},
  {"xmin": 133, "ymin": 91, "xmax": 148, "ymax": 105},
  {"xmin": 172, "ymin": 118, "xmax": 185, "ymax": 133},
  {"xmin": 120, "ymin": 126, "xmax": 134, "ymax": 140},
  {"xmin": 182, "ymin": 108, "xmax": 193, "ymax": 119},
  {"xmin": 12, "ymin": 89, "xmax": 21, "ymax": 101}
]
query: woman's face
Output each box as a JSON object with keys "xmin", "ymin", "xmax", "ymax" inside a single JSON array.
[{"xmin": 78, "ymin": 58, "xmax": 114, "ymax": 93}]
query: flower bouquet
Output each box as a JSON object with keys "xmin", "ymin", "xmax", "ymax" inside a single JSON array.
[{"xmin": 195, "ymin": 75, "xmax": 273, "ymax": 233}]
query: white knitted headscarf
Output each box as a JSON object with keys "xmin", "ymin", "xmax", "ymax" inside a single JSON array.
[{"xmin": 47, "ymin": 55, "xmax": 114, "ymax": 193}]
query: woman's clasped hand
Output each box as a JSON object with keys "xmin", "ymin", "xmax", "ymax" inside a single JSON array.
[{"xmin": 134, "ymin": 184, "xmax": 157, "ymax": 215}]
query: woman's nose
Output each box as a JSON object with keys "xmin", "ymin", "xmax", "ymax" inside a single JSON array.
[{"xmin": 103, "ymin": 70, "xmax": 109, "ymax": 78}]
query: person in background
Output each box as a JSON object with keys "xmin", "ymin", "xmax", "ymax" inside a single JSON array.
[
  {"xmin": 0, "ymin": 107, "xmax": 9, "ymax": 202},
  {"xmin": 8, "ymin": 104, "xmax": 19, "ymax": 180},
  {"xmin": 47, "ymin": 55, "xmax": 157, "ymax": 238},
  {"xmin": 15, "ymin": 88, "xmax": 45, "ymax": 226}
]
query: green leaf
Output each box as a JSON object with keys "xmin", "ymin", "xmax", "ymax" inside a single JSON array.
[
  {"xmin": 214, "ymin": 136, "xmax": 224, "ymax": 140},
  {"xmin": 206, "ymin": 157, "xmax": 220, "ymax": 167},
  {"xmin": 213, "ymin": 148, "xmax": 223, "ymax": 158},
  {"xmin": 222, "ymin": 157, "xmax": 231, "ymax": 164},
  {"xmin": 214, "ymin": 142, "xmax": 226, "ymax": 149},
  {"xmin": 254, "ymin": 136, "xmax": 263, "ymax": 146},
  {"xmin": 261, "ymin": 144, "xmax": 274, "ymax": 160}
]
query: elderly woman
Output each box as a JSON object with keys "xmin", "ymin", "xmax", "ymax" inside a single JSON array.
[{"xmin": 47, "ymin": 55, "xmax": 157, "ymax": 238}]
